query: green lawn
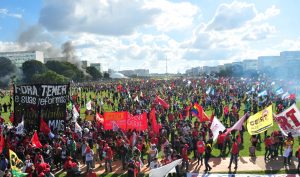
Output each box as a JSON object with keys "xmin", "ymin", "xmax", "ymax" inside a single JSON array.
[{"xmin": 1, "ymin": 92, "xmax": 300, "ymax": 159}]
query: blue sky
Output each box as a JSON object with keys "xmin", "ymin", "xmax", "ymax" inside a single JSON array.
[{"xmin": 1, "ymin": 0, "xmax": 300, "ymax": 73}]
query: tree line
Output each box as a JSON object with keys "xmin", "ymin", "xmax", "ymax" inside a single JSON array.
[{"xmin": 0, "ymin": 57, "xmax": 110, "ymax": 87}]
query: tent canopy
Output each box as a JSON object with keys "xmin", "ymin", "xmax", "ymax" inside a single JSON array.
[{"xmin": 110, "ymin": 72, "xmax": 128, "ymax": 79}]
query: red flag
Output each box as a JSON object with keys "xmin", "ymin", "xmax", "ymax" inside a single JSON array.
[
  {"xmin": 96, "ymin": 113, "xmax": 104, "ymax": 124},
  {"xmin": 31, "ymin": 131, "xmax": 42, "ymax": 148},
  {"xmin": 191, "ymin": 103, "xmax": 210, "ymax": 122},
  {"xmin": 155, "ymin": 96, "xmax": 169, "ymax": 109},
  {"xmin": 0, "ymin": 134, "xmax": 4, "ymax": 154},
  {"xmin": 150, "ymin": 109, "xmax": 159, "ymax": 135},
  {"xmin": 40, "ymin": 118, "xmax": 51, "ymax": 135},
  {"xmin": 179, "ymin": 113, "xmax": 183, "ymax": 120}
]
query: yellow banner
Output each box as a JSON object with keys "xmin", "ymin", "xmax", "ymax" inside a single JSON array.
[
  {"xmin": 9, "ymin": 149, "xmax": 24, "ymax": 171},
  {"xmin": 247, "ymin": 105, "xmax": 273, "ymax": 135}
]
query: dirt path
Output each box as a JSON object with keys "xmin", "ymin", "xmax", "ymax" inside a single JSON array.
[{"xmin": 56, "ymin": 156, "xmax": 299, "ymax": 175}]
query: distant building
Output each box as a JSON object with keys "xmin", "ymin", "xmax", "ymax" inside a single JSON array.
[
  {"xmin": 81, "ymin": 60, "xmax": 88, "ymax": 69},
  {"xmin": 44, "ymin": 57, "xmax": 66, "ymax": 63},
  {"xmin": 186, "ymin": 67, "xmax": 201, "ymax": 76},
  {"xmin": 257, "ymin": 56, "xmax": 281, "ymax": 71},
  {"xmin": 280, "ymin": 51, "xmax": 300, "ymax": 60},
  {"xmin": 134, "ymin": 69, "xmax": 149, "ymax": 77},
  {"xmin": 0, "ymin": 51, "xmax": 44, "ymax": 67},
  {"xmin": 108, "ymin": 69, "xmax": 114, "ymax": 74},
  {"xmin": 242, "ymin": 59, "xmax": 257, "ymax": 71},
  {"xmin": 90, "ymin": 63, "xmax": 103, "ymax": 73}
]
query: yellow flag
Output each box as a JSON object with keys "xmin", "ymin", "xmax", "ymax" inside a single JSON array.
[
  {"xmin": 247, "ymin": 105, "xmax": 273, "ymax": 135},
  {"xmin": 9, "ymin": 149, "xmax": 24, "ymax": 171}
]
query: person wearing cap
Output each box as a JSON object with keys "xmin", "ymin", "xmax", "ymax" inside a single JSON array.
[
  {"xmin": 204, "ymin": 142, "xmax": 212, "ymax": 172},
  {"xmin": 181, "ymin": 144, "xmax": 189, "ymax": 172},
  {"xmin": 228, "ymin": 138, "xmax": 239, "ymax": 170}
]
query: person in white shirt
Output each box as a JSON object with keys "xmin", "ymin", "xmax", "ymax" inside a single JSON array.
[
  {"xmin": 85, "ymin": 146, "xmax": 94, "ymax": 172},
  {"xmin": 150, "ymin": 158, "xmax": 160, "ymax": 169}
]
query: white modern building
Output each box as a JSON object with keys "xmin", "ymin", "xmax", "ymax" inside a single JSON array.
[
  {"xmin": 242, "ymin": 59, "xmax": 257, "ymax": 71},
  {"xmin": 257, "ymin": 56, "xmax": 281, "ymax": 71},
  {"xmin": 0, "ymin": 51, "xmax": 44, "ymax": 67}
]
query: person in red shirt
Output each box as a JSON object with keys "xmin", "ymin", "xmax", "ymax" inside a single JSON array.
[
  {"xmin": 181, "ymin": 144, "xmax": 189, "ymax": 172},
  {"xmin": 35, "ymin": 159, "xmax": 51, "ymax": 177},
  {"xmin": 217, "ymin": 131, "xmax": 225, "ymax": 157},
  {"xmin": 264, "ymin": 135, "xmax": 273, "ymax": 160},
  {"xmin": 63, "ymin": 156, "xmax": 80, "ymax": 175},
  {"xmin": 228, "ymin": 138, "xmax": 239, "ymax": 170},
  {"xmin": 196, "ymin": 137, "xmax": 205, "ymax": 165}
]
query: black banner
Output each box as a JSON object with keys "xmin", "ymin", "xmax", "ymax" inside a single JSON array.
[{"xmin": 14, "ymin": 84, "xmax": 70, "ymax": 132}]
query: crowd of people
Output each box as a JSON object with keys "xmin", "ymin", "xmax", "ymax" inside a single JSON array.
[{"xmin": 0, "ymin": 76, "xmax": 299, "ymax": 177}]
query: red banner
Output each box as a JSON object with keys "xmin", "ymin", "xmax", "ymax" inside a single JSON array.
[
  {"xmin": 104, "ymin": 112, "xmax": 128, "ymax": 130},
  {"xmin": 104, "ymin": 112, "xmax": 148, "ymax": 131},
  {"xmin": 127, "ymin": 112, "xmax": 148, "ymax": 131}
]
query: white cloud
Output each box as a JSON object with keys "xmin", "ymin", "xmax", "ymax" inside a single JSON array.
[
  {"xmin": 145, "ymin": 0, "xmax": 199, "ymax": 32},
  {"xmin": 206, "ymin": 1, "xmax": 257, "ymax": 31},
  {"xmin": 39, "ymin": 0, "xmax": 160, "ymax": 36},
  {"xmin": 242, "ymin": 23, "xmax": 276, "ymax": 41},
  {"xmin": 254, "ymin": 5, "xmax": 280, "ymax": 22},
  {"xmin": 0, "ymin": 8, "xmax": 22, "ymax": 18}
]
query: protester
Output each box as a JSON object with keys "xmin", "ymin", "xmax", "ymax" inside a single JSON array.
[
  {"xmin": 196, "ymin": 137, "xmax": 205, "ymax": 166},
  {"xmin": 228, "ymin": 138, "xmax": 239, "ymax": 170},
  {"xmin": 0, "ymin": 76, "xmax": 298, "ymax": 176},
  {"xmin": 204, "ymin": 141, "xmax": 212, "ymax": 172}
]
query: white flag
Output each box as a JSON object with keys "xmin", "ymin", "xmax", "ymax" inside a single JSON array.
[
  {"xmin": 75, "ymin": 122, "xmax": 82, "ymax": 132},
  {"xmin": 86, "ymin": 100, "xmax": 92, "ymax": 110},
  {"xmin": 258, "ymin": 90, "xmax": 268, "ymax": 97},
  {"xmin": 72, "ymin": 105, "xmax": 79, "ymax": 121},
  {"xmin": 225, "ymin": 113, "xmax": 248, "ymax": 135},
  {"xmin": 16, "ymin": 117, "xmax": 24, "ymax": 135},
  {"xmin": 134, "ymin": 95, "xmax": 139, "ymax": 102},
  {"xmin": 149, "ymin": 159, "xmax": 182, "ymax": 177},
  {"xmin": 282, "ymin": 92, "xmax": 290, "ymax": 100},
  {"xmin": 112, "ymin": 121, "xmax": 119, "ymax": 131},
  {"xmin": 210, "ymin": 117, "xmax": 225, "ymax": 141}
]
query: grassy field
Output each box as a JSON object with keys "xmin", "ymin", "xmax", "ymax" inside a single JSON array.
[
  {"xmin": 1, "ymin": 91, "xmax": 300, "ymax": 159},
  {"xmin": 2, "ymin": 91, "xmax": 299, "ymax": 176}
]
